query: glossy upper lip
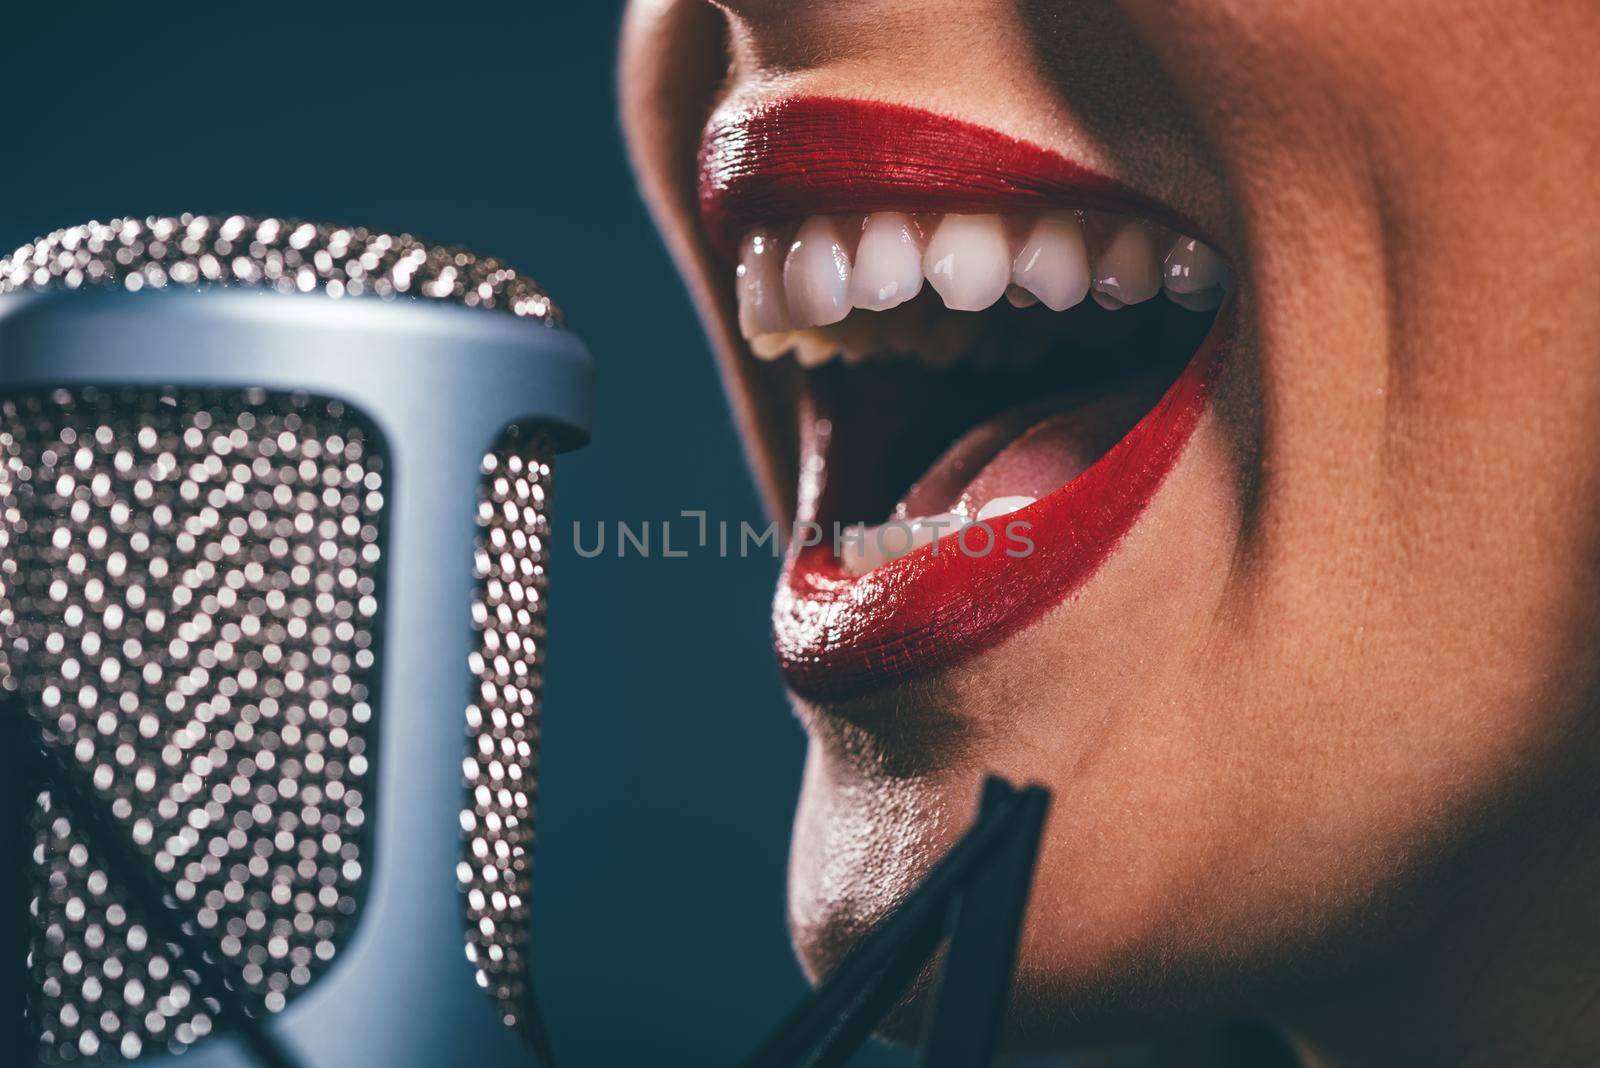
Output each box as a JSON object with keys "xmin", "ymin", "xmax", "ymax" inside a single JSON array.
[
  {"xmin": 696, "ymin": 95, "xmax": 1230, "ymax": 702},
  {"xmin": 698, "ymin": 95, "xmax": 1206, "ymax": 262}
]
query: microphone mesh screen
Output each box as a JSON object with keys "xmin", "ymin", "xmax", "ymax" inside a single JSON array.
[
  {"xmin": 460, "ymin": 427, "xmax": 552, "ymax": 1039},
  {"xmin": 0, "ymin": 386, "xmax": 386, "ymax": 1063}
]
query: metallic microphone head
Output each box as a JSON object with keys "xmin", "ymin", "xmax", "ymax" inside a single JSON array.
[{"xmin": 0, "ymin": 216, "xmax": 591, "ymax": 1066}]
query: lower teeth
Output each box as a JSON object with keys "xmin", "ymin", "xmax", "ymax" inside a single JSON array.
[{"xmin": 839, "ymin": 495, "xmax": 1037, "ymax": 577}]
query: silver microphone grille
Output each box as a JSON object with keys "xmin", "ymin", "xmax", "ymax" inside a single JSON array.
[
  {"xmin": 462, "ymin": 427, "xmax": 553, "ymax": 1039},
  {"xmin": 1, "ymin": 386, "xmax": 387, "ymax": 1062},
  {"xmin": 0, "ymin": 214, "xmax": 564, "ymax": 328},
  {"xmin": 0, "ymin": 213, "xmax": 585, "ymax": 1065}
]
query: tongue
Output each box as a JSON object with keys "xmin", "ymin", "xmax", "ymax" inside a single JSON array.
[{"xmin": 897, "ymin": 382, "xmax": 1163, "ymax": 521}]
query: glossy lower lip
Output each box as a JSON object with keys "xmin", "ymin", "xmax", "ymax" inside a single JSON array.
[
  {"xmin": 698, "ymin": 95, "xmax": 1196, "ymax": 261},
  {"xmin": 775, "ymin": 308, "xmax": 1231, "ymax": 702}
]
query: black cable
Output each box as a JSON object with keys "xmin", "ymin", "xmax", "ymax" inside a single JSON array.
[
  {"xmin": 786, "ymin": 894, "xmax": 949, "ymax": 1068},
  {"xmin": 5, "ymin": 698, "xmax": 302, "ymax": 1068},
  {"xmin": 919, "ymin": 783, "xmax": 1049, "ymax": 1067},
  {"xmin": 3, "ymin": 706, "xmax": 39, "ymax": 1067},
  {"xmin": 519, "ymin": 973, "xmax": 558, "ymax": 1068},
  {"xmin": 743, "ymin": 778, "xmax": 1046, "ymax": 1068}
]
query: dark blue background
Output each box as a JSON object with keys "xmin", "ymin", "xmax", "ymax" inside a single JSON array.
[{"xmin": 0, "ymin": 4, "xmax": 906, "ymax": 1064}]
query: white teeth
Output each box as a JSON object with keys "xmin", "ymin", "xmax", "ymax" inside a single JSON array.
[
  {"xmin": 737, "ymin": 229, "xmax": 793, "ymax": 338},
  {"xmin": 975, "ymin": 495, "xmax": 1036, "ymax": 522},
  {"xmin": 849, "ymin": 212, "xmax": 924, "ymax": 312},
  {"xmin": 1090, "ymin": 221, "xmax": 1161, "ymax": 310},
  {"xmin": 1011, "ymin": 212, "xmax": 1090, "ymax": 312},
  {"xmin": 837, "ymin": 529, "xmax": 884, "ymax": 577},
  {"xmin": 907, "ymin": 513, "xmax": 967, "ymax": 554},
  {"xmin": 784, "ymin": 216, "xmax": 854, "ymax": 327},
  {"xmin": 1162, "ymin": 236, "xmax": 1226, "ymax": 294},
  {"xmin": 839, "ymin": 513, "xmax": 970, "ymax": 577},
  {"xmin": 736, "ymin": 212, "xmax": 1226, "ymax": 368},
  {"xmin": 837, "ymin": 502, "xmax": 1041, "ymax": 576},
  {"xmin": 1162, "ymin": 236, "xmax": 1228, "ymax": 311},
  {"xmin": 924, "ymin": 214, "xmax": 1011, "ymax": 312}
]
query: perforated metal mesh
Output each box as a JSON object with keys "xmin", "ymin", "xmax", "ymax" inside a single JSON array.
[
  {"xmin": 0, "ymin": 387, "xmax": 386, "ymax": 1063},
  {"xmin": 460, "ymin": 428, "xmax": 552, "ymax": 1039},
  {"xmin": 2, "ymin": 214, "xmax": 563, "ymax": 328},
  {"xmin": 30, "ymin": 792, "xmax": 216, "ymax": 1062}
]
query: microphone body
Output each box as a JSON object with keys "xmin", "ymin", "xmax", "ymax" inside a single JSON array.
[{"xmin": 0, "ymin": 217, "xmax": 591, "ymax": 1067}]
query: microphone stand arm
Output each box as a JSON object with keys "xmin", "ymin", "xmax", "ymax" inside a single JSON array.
[{"xmin": 741, "ymin": 777, "xmax": 1050, "ymax": 1068}]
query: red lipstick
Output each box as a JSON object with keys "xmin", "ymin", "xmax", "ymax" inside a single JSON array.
[
  {"xmin": 698, "ymin": 96, "xmax": 1229, "ymax": 702},
  {"xmin": 699, "ymin": 96, "xmax": 1185, "ymax": 262},
  {"xmin": 774, "ymin": 320, "xmax": 1228, "ymax": 701}
]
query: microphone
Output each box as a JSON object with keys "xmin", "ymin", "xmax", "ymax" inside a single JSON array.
[{"xmin": 0, "ymin": 215, "xmax": 591, "ymax": 1067}]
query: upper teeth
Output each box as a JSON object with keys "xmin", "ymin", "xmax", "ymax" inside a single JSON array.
[
  {"xmin": 736, "ymin": 210, "xmax": 1227, "ymax": 365},
  {"xmin": 924, "ymin": 214, "xmax": 1014, "ymax": 312},
  {"xmin": 735, "ymin": 230, "xmax": 791, "ymax": 338},
  {"xmin": 848, "ymin": 211, "xmax": 924, "ymax": 312},
  {"xmin": 1012, "ymin": 212, "xmax": 1090, "ymax": 312},
  {"xmin": 782, "ymin": 216, "xmax": 854, "ymax": 328},
  {"xmin": 1162, "ymin": 236, "xmax": 1229, "ymax": 312},
  {"xmin": 1088, "ymin": 218, "xmax": 1163, "ymax": 310}
]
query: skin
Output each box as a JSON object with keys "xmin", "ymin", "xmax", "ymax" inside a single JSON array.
[{"xmin": 619, "ymin": 2, "xmax": 1600, "ymax": 1064}]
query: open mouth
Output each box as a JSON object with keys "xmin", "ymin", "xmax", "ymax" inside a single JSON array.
[{"xmin": 700, "ymin": 97, "xmax": 1234, "ymax": 702}]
